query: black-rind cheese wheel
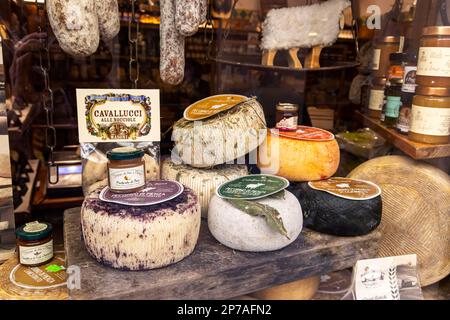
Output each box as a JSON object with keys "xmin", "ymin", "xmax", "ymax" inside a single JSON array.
[{"xmin": 288, "ymin": 182, "xmax": 382, "ymax": 236}]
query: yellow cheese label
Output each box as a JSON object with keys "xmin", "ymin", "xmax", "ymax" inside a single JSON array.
[
  {"xmin": 309, "ymin": 177, "xmax": 381, "ymax": 201},
  {"xmin": 183, "ymin": 94, "xmax": 248, "ymax": 121}
]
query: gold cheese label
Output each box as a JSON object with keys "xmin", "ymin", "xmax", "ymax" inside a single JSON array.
[
  {"xmin": 10, "ymin": 253, "xmax": 67, "ymax": 289},
  {"xmin": 183, "ymin": 94, "xmax": 248, "ymax": 121},
  {"xmin": 308, "ymin": 178, "xmax": 381, "ymax": 201}
]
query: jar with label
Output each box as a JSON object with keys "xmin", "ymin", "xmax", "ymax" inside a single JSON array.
[
  {"xmin": 397, "ymin": 92, "xmax": 414, "ymax": 134},
  {"xmin": 416, "ymin": 26, "xmax": 450, "ymax": 87},
  {"xmin": 402, "ymin": 52, "xmax": 418, "ymax": 93},
  {"xmin": 16, "ymin": 221, "xmax": 54, "ymax": 267},
  {"xmin": 367, "ymin": 77, "xmax": 386, "ymax": 119},
  {"xmin": 387, "ymin": 52, "xmax": 405, "ymax": 83},
  {"xmin": 371, "ymin": 36, "xmax": 401, "ymax": 78},
  {"xmin": 382, "ymin": 84, "xmax": 402, "ymax": 128},
  {"xmin": 409, "ymin": 86, "xmax": 450, "ymax": 144},
  {"xmin": 107, "ymin": 147, "xmax": 146, "ymax": 193},
  {"xmin": 275, "ymin": 103, "xmax": 299, "ymax": 131}
]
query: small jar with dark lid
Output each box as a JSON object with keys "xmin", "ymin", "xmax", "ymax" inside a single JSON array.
[
  {"xmin": 16, "ymin": 221, "xmax": 54, "ymax": 267},
  {"xmin": 275, "ymin": 103, "xmax": 299, "ymax": 131},
  {"xmin": 381, "ymin": 83, "xmax": 402, "ymax": 127},
  {"xmin": 416, "ymin": 26, "xmax": 450, "ymax": 87},
  {"xmin": 371, "ymin": 36, "xmax": 401, "ymax": 78},
  {"xmin": 409, "ymin": 86, "xmax": 450, "ymax": 144},
  {"xmin": 397, "ymin": 92, "xmax": 414, "ymax": 134},
  {"xmin": 107, "ymin": 147, "xmax": 146, "ymax": 193},
  {"xmin": 387, "ymin": 52, "xmax": 405, "ymax": 83}
]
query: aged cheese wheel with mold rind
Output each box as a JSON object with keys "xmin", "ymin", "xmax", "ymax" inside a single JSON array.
[
  {"xmin": 348, "ymin": 155, "xmax": 450, "ymax": 286},
  {"xmin": 172, "ymin": 99, "xmax": 266, "ymax": 168},
  {"xmin": 208, "ymin": 191, "xmax": 302, "ymax": 252},
  {"xmin": 161, "ymin": 158, "xmax": 248, "ymax": 218},
  {"xmin": 257, "ymin": 130, "xmax": 340, "ymax": 182},
  {"xmin": 81, "ymin": 186, "xmax": 201, "ymax": 270}
]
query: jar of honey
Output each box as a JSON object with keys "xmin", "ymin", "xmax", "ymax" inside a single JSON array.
[
  {"xmin": 16, "ymin": 221, "xmax": 54, "ymax": 267},
  {"xmin": 107, "ymin": 147, "xmax": 146, "ymax": 193},
  {"xmin": 371, "ymin": 36, "xmax": 401, "ymax": 78},
  {"xmin": 416, "ymin": 26, "xmax": 450, "ymax": 87},
  {"xmin": 409, "ymin": 86, "xmax": 450, "ymax": 144},
  {"xmin": 275, "ymin": 103, "xmax": 299, "ymax": 131}
]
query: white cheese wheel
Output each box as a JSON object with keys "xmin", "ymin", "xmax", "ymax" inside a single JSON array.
[
  {"xmin": 208, "ymin": 191, "xmax": 302, "ymax": 252},
  {"xmin": 258, "ymin": 130, "xmax": 340, "ymax": 182},
  {"xmin": 81, "ymin": 186, "xmax": 201, "ymax": 270},
  {"xmin": 161, "ymin": 158, "xmax": 248, "ymax": 218},
  {"xmin": 172, "ymin": 99, "xmax": 267, "ymax": 168}
]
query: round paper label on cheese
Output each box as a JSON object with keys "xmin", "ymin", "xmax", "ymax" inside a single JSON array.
[
  {"xmin": 10, "ymin": 253, "xmax": 67, "ymax": 290},
  {"xmin": 183, "ymin": 94, "xmax": 248, "ymax": 121},
  {"xmin": 271, "ymin": 126, "xmax": 335, "ymax": 141},
  {"xmin": 217, "ymin": 174, "xmax": 289, "ymax": 200},
  {"xmin": 308, "ymin": 178, "xmax": 381, "ymax": 201},
  {"xmin": 99, "ymin": 181, "xmax": 184, "ymax": 206}
]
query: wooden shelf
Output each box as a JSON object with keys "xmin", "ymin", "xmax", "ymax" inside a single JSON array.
[
  {"xmin": 65, "ymin": 207, "xmax": 380, "ymax": 300},
  {"xmin": 355, "ymin": 111, "xmax": 450, "ymax": 160}
]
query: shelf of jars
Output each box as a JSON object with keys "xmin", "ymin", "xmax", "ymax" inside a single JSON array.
[{"xmin": 355, "ymin": 111, "xmax": 450, "ymax": 160}]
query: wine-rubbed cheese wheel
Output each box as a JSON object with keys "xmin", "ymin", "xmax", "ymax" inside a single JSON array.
[
  {"xmin": 257, "ymin": 127, "xmax": 340, "ymax": 182},
  {"xmin": 161, "ymin": 158, "xmax": 248, "ymax": 218},
  {"xmin": 288, "ymin": 181, "xmax": 382, "ymax": 236},
  {"xmin": 208, "ymin": 191, "xmax": 302, "ymax": 252},
  {"xmin": 349, "ymin": 156, "xmax": 450, "ymax": 286},
  {"xmin": 172, "ymin": 98, "xmax": 266, "ymax": 168},
  {"xmin": 81, "ymin": 186, "xmax": 201, "ymax": 270}
]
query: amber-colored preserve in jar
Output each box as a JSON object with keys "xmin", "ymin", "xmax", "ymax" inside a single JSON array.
[
  {"xmin": 371, "ymin": 36, "xmax": 401, "ymax": 78},
  {"xmin": 107, "ymin": 147, "xmax": 146, "ymax": 193},
  {"xmin": 16, "ymin": 221, "xmax": 54, "ymax": 267},
  {"xmin": 367, "ymin": 77, "xmax": 386, "ymax": 118},
  {"xmin": 416, "ymin": 26, "xmax": 450, "ymax": 87},
  {"xmin": 275, "ymin": 103, "xmax": 299, "ymax": 131},
  {"xmin": 409, "ymin": 86, "xmax": 450, "ymax": 144}
]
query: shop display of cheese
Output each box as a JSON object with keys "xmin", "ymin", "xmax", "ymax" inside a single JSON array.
[
  {"xmin": 288, "ymin": 179, "xmax": 382, "ymax": 236},
  {"xmin": 81, "ymin": 186, "xmax": 201, "ymax": 270},
  {"xmin": 161, "ymin": 158, "xmax": 248, "ymax": 218},
  {"xmin": 257, "ymin": 127, "xmax": 340, "ymax": 182},
  {"xmin": 251, "ymin": 276, "xmax": 320, "ymax": 300},
  {"xmin": 172, "ymin": 98, "xmax": 266, "ymax": 168},
  {"xmin": 349, "ymin": 156, "xmax": 450, "ymax": 286},
  {"xmin": 208, "ymin": 191, "xmax": 302, "ymax": 252}
]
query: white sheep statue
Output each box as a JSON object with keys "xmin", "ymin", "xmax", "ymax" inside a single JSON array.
[{"xmin": 261, "ymin": 0, "xmax": 351, "ymax": 69}]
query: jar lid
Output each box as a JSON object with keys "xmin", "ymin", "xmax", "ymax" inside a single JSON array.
[
  {"xmin": 372, "ymin": 77, "xmax": 387, "ymax": 86},
  {"xmin": 276, "ymin": 103, "xmax": 299, "ymax": 111},
  {"xmin": 107, "ymin": 147, "xmax": 145, "ymax": 161},
  {"xmin": 422, "ymin": 26, "xmax": 450, "ymax": 36},
  {"xmin": 416, "ymin": 86, "xmax": 450, "ymax": 96},
  {"xmin": 16, "ymin": 221, "xmax": 52, "ymax": 241},
  {"xmin": 387, "ymin": 95, "xmax": 401, "ymax": 101},
  {"xmin": 403, "ymin": 51, "xmax": 417, "ymax": 63},
  {"xmin": 378, "ymin": 36, "xmax": 401, "ymax": 43},
  {"xmin": 389, "ymin": 52, "xmax": 406, "ymax": 63}
]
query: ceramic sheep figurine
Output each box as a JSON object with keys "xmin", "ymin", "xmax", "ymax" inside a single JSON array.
[{"xmin": 261, "ymin": 0, "xmax": 351, "ymax": 69}]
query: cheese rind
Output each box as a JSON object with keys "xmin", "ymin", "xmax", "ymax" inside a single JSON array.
[
  {"xmin": 161, "ymin": 158, "xmax": 248, "ymax": 218},
  {"xmin": 81, "ymin": 186, "xmax": 200, "ymax": 270},
  {"xmin": 208, "ymin": 191, "xmax": 302, "ymax": 252},
  {"xmin": 257, "ymin": 131, "xmax": 340, "ymax": 182},
  {"xmin": 172, "ymin": 99, "xmax": 267, "ymax": 168}
]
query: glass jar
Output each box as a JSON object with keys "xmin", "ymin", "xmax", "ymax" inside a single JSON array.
[
  {"xmin": 387, "ymin": 52, "xmax": 405, "ymax": 83},
  {"xmin": 416, "ymin": 26, "xmax": 450, "ymax": 87},
  {"xmin": 16, "ymin": 221, "xmax": 54, "ymax": 267},
  {"xmin": 397, "ymin": 92, "xmax": 414, "ymax": 134},
  {"xmin": 382, "ymin": 84, "xmax": 402, "ymax": 127},
  {"xmin": 371, "ymin": 36, "xmax": 401, "ymax": 78},
  {"xmin": 275, "ymin": 103, "xmax": 299, "ymax": 131},
  {"xmin": 402, "ymin": 52, "xmax": 418, "ymax": 93},
  {"xmin": 107, "ymin": 147, "xmax": 146, "ymax": 193},
  {"xmin": 367, "ymin": 77, "xmax": 386, "ymax": 119},
  {"xmin": 409, "ymin": 86, "xmax": 450, "ymax": 144}
]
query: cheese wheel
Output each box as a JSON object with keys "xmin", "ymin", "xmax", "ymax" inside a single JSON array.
[
  {"xmin": 81, "ymin": 186, "xmax": 201, "ymax": 270},
  {"xmin": 349, "ymin": 156, "xmax": 450, "ymax": 286},
  {"xmin": 257, "ymin": 131, "xmax": 340, "ymax": 182},
  {"xmin": 161, "ymin": 158, "xmax": 248, "ymax": 218},
  {"xmin": 208, "ymin": 191, "xmax": 302, "ymax": 252},
  {"xmin": 172, "ymin": 99, "xmax": 266, "ymax": 168},
  {"xmin": 251, "ymin": 276, "xmax": 320, "ymax": 300}
]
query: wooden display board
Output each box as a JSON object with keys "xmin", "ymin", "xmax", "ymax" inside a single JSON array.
[{"xmin": 64, "ymin": 207, "xmax": 381, "ymax": 300}]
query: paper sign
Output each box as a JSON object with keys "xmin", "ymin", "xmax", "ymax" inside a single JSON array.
[
  {"xmin": 271, "ymin": 126, "xmax": 335, "ymax": 141},
  {"xmin": 183, "ymin": 94, "xmax": 248, "ymax": 121},
  {"xmin": 309, "ymin": 178, "xmax": 381, "ymax": 201}
]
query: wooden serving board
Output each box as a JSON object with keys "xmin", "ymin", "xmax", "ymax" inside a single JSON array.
[{"xmin": 64, "ymin": 207, "xmax": 381, "ymax": 300}]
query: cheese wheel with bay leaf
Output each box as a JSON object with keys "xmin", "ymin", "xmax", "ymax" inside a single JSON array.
[
  {"xmin": 81, "ymin": 185, "xmax": 201, "ymax": 270},
  {"xmin": 348, "ymin": 156, "xmax": 450, "ymax": 286},
  {"xmin": 161, "ymin": 158, "xmax": 248, "ymax": 218},
  {"xmin": 288, "ymin": 179, "xmax": 382, "ymax": 236},
  {"xmin": 172, "ymin": 98, "xmax": 266, "ymax": 168},
  {"xmin": 258, "ymin": 127, "xmax": 340, "ymax": 182},
  {"xmin": 208, "ymin": 191, "xmax": 302, "ymax": 252}
]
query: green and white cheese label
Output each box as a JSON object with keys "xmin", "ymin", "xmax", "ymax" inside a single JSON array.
[{"xmin": 216, "ymin": 174, "xmax": 289, "ymax": 200}]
